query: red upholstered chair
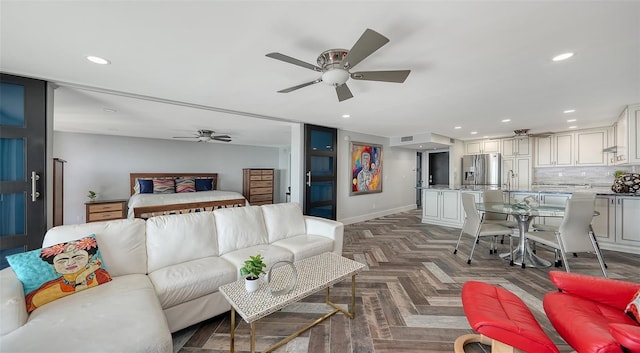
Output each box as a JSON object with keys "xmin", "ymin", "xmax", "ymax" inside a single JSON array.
[{"xmin": 543, "ymin": 271, "xmax": 640, "ymax": 353}]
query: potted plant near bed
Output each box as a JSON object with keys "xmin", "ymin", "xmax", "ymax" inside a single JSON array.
[
  {"xmin": 87, "ymin": 190, "xmax": 97, "ymax": 202},
  {"xmin": 240, "ymin": 254, "xmax": 267, "ymax": 293}
]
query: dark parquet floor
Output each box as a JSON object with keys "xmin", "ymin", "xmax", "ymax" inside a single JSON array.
[{"xmin": 173, "ymin": 209, "xmax": 640, "ymax": 353}]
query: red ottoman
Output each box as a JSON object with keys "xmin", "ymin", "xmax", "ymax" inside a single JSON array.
[{"xmin": 455, "ymin": 281, "xmax": 559, "ymax": 353}]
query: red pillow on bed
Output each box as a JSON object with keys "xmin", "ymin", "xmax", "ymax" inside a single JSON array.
[
  {"xmin": 153, "ymin": 178, "xmax": 175, "ymax": 194},
  {"xmin": 176, "ymin": 178, "xmax": 195, "ymax": 193}
]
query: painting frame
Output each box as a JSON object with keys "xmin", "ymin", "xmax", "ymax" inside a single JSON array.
[{"xmin": 350, "ymin": 141, "xmax": 383, "ymax": 195}]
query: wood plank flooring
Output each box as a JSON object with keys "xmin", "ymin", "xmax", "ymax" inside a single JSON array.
[{"xmin": 173, "ymin": 209, "xmax": 640, "ymax": 353}]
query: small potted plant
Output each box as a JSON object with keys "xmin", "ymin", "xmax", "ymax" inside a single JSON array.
[
  {"xmin": 240, "ymin": 254, "xmax": 267, "ymax": 293},
  {"xmin": 87, "ymin": 190, "xmax": 97, "ymax": 202}
]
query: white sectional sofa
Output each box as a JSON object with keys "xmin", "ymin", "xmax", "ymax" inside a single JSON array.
[{"xmin": 0, "ymin": 203, "xmax": 343, "ymax": 353}]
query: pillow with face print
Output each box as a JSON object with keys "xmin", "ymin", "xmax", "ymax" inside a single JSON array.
[{"xmin": 7, "ymin": 235, "xmax": 112, "ymax": 313}]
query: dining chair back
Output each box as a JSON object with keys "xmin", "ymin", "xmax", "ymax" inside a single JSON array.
[
  {"xmin": 482, "ymin": 190, "xmax": 518, "ymax": 230},
  {"xmin": 454, "ymin": 193, "xmax": 514, "ymax": 264}
]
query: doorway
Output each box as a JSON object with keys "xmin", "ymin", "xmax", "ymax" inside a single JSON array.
[
  {"xmin": 303, "ymin": 124, "xmax": 337, "ymax": 220},
  {"xmin": 428, "ymin": 151, "xmax": 450, "ymax": 186},
  {"xmin": 415, "ymin": 152, "xmax": 423, "ymax": 208}
]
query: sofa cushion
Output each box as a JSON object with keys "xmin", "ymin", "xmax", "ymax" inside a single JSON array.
[
  {"xmin": 272, "ymin": 235, "xmax": 334, "ymax": 261},
  {"xmin": 261, "ymin": 203, "xmax": 306, "ymax": 243},
  {"xmin": 148, "ymin": 257, "xmax": 237, "ymax": 309},
  {"xmin": 146, "ymin": 212, "xmax": 218, "ymax": 273},
  {"xmin": 42, "ymin": 219, "xmax": 147, "ymax": 277},
  {"xmin": 221, "ymin": 244, "xmax": 293, "ymax": 277},
  {"xmin": 626, "ymin": 289, "xmax": 640, "ymax": 323},
  {"xmin": 215, "ymin": 206, "xmax": 268, "ymax": 255},
  {"xmin": 544, "ymin": 291, "xmax": 638, "ymax": 353},
  {"xmin": 0, "ymin": 274, "xmax": 172, "ymax": 353},
  {"xmin": 7, "ymin": 235, "xmax": 112, "ymax": 313}
]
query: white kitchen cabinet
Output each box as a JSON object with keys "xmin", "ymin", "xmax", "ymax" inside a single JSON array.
[
  {"xmin": 535, "ymin": 133, "xmax": 573, "ymax": 167},
  {"xmin": 628, "ymin": 104, "xmax": 640, "ymax": 164},
  {"xmin": 615, "ymin": 107, "xmax": 629, "ymax": 165},
  {"xmin": 574, "ymin": 129, "xmax": 608, "ymax": 166},
  {"xmin": 422, "ymin": 189, "xmax": 462, "ymax": 227},
  {"xmin": 502, "ymin": 157, "xmax": 531, "ymax": 190},
  {"xmin": 465, "ymin": 139, "xmax": 500, "ymax": 154},
  {"xmin": 593, "ymin": 195, "xmax": 640, "ymax": 254},
  {"xmin": 501, "ymin": 137, "xmax": 531, "ymax": 157}
]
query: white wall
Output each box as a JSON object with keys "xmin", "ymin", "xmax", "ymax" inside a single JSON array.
[
  {"xmin": 53, "ymin": 131, "xmax": 281, "ymax": 224},
  {"xmin": 337, "ymin": 130, "xmax": 417, "ymax": 224}
]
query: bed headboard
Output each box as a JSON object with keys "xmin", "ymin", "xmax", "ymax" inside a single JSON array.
[{"xmin": 129, "ymin": 173, "xmax": 218, "ymax": 195}]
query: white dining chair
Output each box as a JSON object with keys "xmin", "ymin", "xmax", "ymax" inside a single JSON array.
[
  {"xmin": 454, "ymin": 193, "xmax": 514, "ymax": 264},
  {"xmin": 481, "ymin": 190, "xmax": 518, "ymax": 245},
  {"xmin": 525, "ymin": 196, "xmax": 608, "ymax": 277}
]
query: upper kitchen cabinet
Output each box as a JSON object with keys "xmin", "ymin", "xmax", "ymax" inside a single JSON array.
[
  {"xmin": 465, "ymin": 139, "xmax": 500, "ymax": 154},
  {"xmin": 501, "ymin": 137, "xmax": 531, "ymax": 157},
  {"xmin": 535, "ymin": 128, "xmax": 609, "ymax": 168},
  {"xmin": 535, "ymin": 133, "xmax": 573, "ymax": 167},
  {"xmin": 609, "ymin": 104, "xmax": 640, "ymax": 165},
  {"xmin": 574, "ymin": 129, "xmax": 607, "ymax": 166}
]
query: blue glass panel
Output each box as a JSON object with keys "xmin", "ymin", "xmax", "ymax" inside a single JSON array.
[
  {"xmin": 0, "ymin": 193, "xmax": 25, "ymax": 236},
  {"xmin": 310, "ymin": 181, "xmax": 333, "ymax": 202},
  {"xmin": 0, "ymin": 246, "xmax": 25, "ymax": 270},
  {"xmin": 308, "ymin": 205, "xmax": 333, "ymax": 219},
  {"xmin": 0, "ymin": 82, "xmax": 25, "ymax": 126},
  {"xmin": 310, "ymin": 130, "xmax": 334, "ymax": 151},
  {"xmin": 310, "ymin": 156, "xmax": 333, "ymax": 176},
  {"xmin": 0, "ymin": 138, "xmax": 25, "ymax": 181}
]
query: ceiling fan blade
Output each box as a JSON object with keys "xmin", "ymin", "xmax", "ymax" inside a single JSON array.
[
  {"xmin": 335, "ymin": 84, "xmax": 353, "ymax": 102},
  {"xmin": 213, "ymin": 134, "xmax": 231, "ymax": 139},
  {"xmin": 277, "ymin": 79, "xmax": 322, "ymax": 93},
  {"xmin": 266, "ymin": 52, "xmax": 322, "ymax": 72},
  {"xmin": 351, "ymin": 70, "xmax": 410, "ymax": 83},
  {"xmin": 172, "ymin": 136, "xmax": 198, "ymax": 139},
  {"xmin": 342, "ymin": 29, "xmax": 389, "ymax": 70},
  {"xmin": 212, "ymin": 137, "xmax": 232, "ymax": 142}
]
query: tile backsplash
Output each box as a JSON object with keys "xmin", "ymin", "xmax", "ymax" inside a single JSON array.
[{"xmin": 534, "ymin": 165, "xmax": 639, "ymax": 187}]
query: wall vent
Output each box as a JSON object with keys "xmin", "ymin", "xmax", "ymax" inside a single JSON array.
[{"xmin": 401, "ymin": 136, "xmax": 414, "ymax": 142}]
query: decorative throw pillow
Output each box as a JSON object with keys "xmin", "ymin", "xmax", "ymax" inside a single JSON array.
[
  {"xmin": 6, "ymin": 235, "xmax": 112, "ymax": 313},
  {"xmin": 153, "ymin": 178, "xmax": 175, "ymax": 194},
  {"xmin": 175, "ymin": 177, "xmax": 195, "ymax": 193},
  {"xmin": 195, "ymin": 178, "xmax": 214, "ymax": 191},
  {"xmin": 136, "ymin": 179, "xmax": 154, "ymax": 194},
  {"xmin": 625, "ymin": 289, "xmax": 640, "ymax": 323}
]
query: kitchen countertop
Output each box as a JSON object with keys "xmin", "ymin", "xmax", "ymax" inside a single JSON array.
[{"xmin": 417, "ymin": 184, "xmax": 640, "ymax": 197}]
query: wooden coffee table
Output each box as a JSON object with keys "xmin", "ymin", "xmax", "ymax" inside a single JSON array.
[{"xmin": 219, "ymin": 252, "xmax": 367, "ymax": 353}]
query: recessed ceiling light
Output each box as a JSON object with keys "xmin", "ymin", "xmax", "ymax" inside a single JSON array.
[
  {"xmin": 568, "ymin": 125, "xmax": 578, "ymax": 129},
  {"xmin": 483, "ymin": 136, "xmax": 489, "ymax": 138},
  {"xmin": 501, "ymin": 119, "xmax": 511, "ymax": 123},
  {"xmin": 454, "ymin": 126, "xmax": 462, "ymax": 129},
  {"xmin": 103, "ymin": 108, "xmax": 117, "ymax": 113},
  {"xmin": 567, "ymin": 119, "xmax": 577, "ymax": 123},
  {"xmin": 552, "ymin": 52, "xmax": 574, "ymax": 62},
  {"xmin": 563, "ymin": 109, "xmax": 576, "ymax": 114},
  {"xmin": 341, "ymin": 114, "xmax": 350, "ymax": 118},
  {"xmin": 470, "ymin": 131, "xmax": 478, "ymax": 135},
  {"xmin": 86, "ymin": 55, "xmax": 110, "ymax": 65}
]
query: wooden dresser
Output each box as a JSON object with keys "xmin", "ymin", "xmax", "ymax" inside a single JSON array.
[
  {"xmin": 85, "ymin": 199, "xmax": 127, "ymax": 223},
  {"xmin": 242, "ymin": 168, "xmax": 274, "ymax": 205}
]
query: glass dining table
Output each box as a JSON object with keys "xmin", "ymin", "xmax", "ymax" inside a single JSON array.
[{"xmin": 476, "ymin": 202, "xmax": 566, "ymax": 268}]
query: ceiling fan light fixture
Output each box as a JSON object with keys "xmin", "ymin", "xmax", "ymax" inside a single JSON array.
[{"xmin": 322, "ymin": 69, "xmax": 350, "ymax": 86}]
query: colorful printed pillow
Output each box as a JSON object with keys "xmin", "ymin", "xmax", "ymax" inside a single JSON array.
[
  {"xmin": 175, "ymin": 177, "xmax": 195, "ymax": 193},
  {"xmin": 626, "ymin": 289, "xmax": 640, "ymax": 323},
  {"xmin": 153, "ymin": 178, "xmax": 175, "ymax": 194},
  {"xmin": 6, "ymin": 235, "xmax": 112, "ymax": 313},
  {"xmin": 135, "ymin": 178, "xmax": 153, "ymax": 194},
  {"xmin": 195, "ymin": 178, "xmax": 214, "ymax": 191}
]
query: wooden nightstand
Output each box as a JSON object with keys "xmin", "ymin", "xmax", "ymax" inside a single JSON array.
[{"xmin": 85, "ymin": 199, "xmax": 127, "ymax": 223}]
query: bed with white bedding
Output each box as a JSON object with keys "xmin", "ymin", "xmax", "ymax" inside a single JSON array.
[{"xmin": 128, "ymin": 173, "xmax": 247, "ymax": 219}]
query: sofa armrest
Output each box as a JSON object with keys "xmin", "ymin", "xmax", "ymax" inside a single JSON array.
[
  {"xmin": 304, "ymin": 216, "xmax": 344, "ymax": 255},
  {"xmin": 608, "ymin": 323, "xmax": 640, "ymax": 351},
  {"xmin": 0, "ymin": 267, "xmax": 28, "ymax": 336},
  {"xmin": 549, "ymin": 271, "xmax": 640, "ymax": 310}
]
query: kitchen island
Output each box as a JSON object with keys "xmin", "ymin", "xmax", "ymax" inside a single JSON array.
[{"xmin": 420, "ymin": 185, "xmax": 640, "ymax": 254}]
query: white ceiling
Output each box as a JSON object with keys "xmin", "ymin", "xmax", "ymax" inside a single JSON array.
[{"xmin": 1, "ymin": 1, "xmax": 639, "ymax": 148}]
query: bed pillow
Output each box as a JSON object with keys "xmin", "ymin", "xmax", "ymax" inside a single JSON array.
[
  {"xmin": 153, "ymin": 178, "xmax": 175, "ymax": 194},
  {"xmin": 195, "ymin": 178, "xmax": 214, "ymax": 191},
  {"xmin": 626, "ymin": 289, "xmax": 640, "ymax": 323},
  {"xmin": 176, "ymin": 177, "xmax": 195, "ymax": 193},
  {"xmin": 6, "ymin": 235, "xmax": 112, "ymax": 313},
  {"xmin": 136, "ymin": 179, "xmax": 154, "ymax": 194}
]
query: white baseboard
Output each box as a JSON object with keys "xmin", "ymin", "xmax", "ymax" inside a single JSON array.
[{"xmin": 338, "ymin": 204, "xmax": 417, "ymax": 225}]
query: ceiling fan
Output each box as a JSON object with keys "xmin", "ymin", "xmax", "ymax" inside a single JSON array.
[
  {"xmin": 172, "ymin": 130, "xmax": 232, "ymax": 143},
  {"xmin": 491, "ymin": 129, "xmax": 553, "ymax": 140},
  {"xmin": 266, "ymin": 28, "xmax": 411, "ymax": 102}
]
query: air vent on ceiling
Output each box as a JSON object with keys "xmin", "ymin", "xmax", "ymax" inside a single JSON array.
[{"xmin": 401, "ymin": 136, "xmax": 414, "ymax": 142}]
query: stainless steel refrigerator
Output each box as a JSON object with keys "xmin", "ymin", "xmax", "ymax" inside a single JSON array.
[{"xmin": 461, "ymin": 153, "xmax": 501, "ymax": 186}]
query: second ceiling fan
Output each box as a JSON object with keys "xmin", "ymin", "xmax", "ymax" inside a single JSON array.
[{"xmin": 266, "ymin": 28, "xmax": 411, "ymax": 102}]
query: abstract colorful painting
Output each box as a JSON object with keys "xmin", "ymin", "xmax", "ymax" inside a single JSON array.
[{"xmin": 350, "ymin": 142, "xmax": 382, "ymax": 195}]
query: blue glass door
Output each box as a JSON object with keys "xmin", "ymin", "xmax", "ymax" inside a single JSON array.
[
  {"xmin": 304, "ymin": 124, "xmax": 337, "ymax": 220},
  {"xmin": 0, "ymin": 74, "xmax": 47, "ymax": 269}
]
